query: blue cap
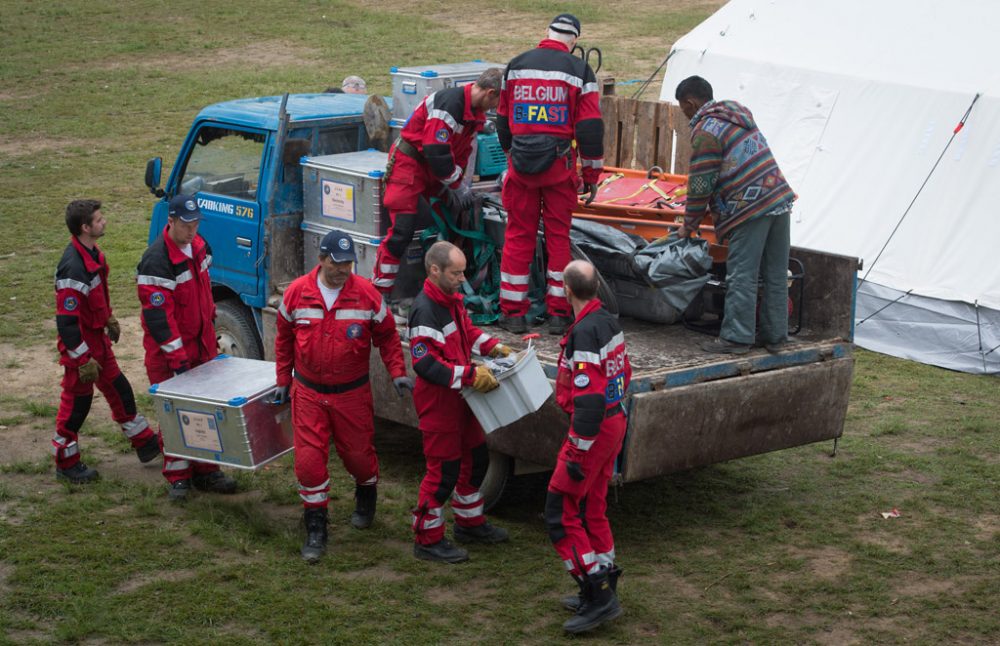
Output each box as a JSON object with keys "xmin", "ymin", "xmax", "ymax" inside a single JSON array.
[
  {"xmin": 319, "ymin": 229, "xmax": 357, "ymax": 262},
  {"xmin": 167, "ymin": 194, "xmax": 202, "ymax": 222},
  {"xmin": 550, "ymin": 13, "xmax": 581, "ymax": 37}
]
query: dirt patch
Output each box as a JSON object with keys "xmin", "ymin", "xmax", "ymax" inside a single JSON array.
[
  {"xmin": 764, "ymin": 609, "xmax": 823, "ymax": 629},
  {"xmin": 814, "ymin": 626, "xmax": 862, "ymax": 646},
  {"xmin": 0, "ymin": 561, "xmax": 13, "ymax": 595},
  {"xmin": 342, "ymin": 564, "xmax": 408, "ymax": 583},
  {"xmin": 786, "ymin": 545, "xmax": 852, "ymax": 581},
  {"xmin": 0, "ymin": 135, "xmax": 100, "ymax": 158},
  {"xmin": 633, "ymin": 568, "xmax": 702, "ymax": 600},
  {"xmin": 858, "ymin": 531, "xmax": 911, "ymax": 555},
  {"xmin": 80, "ymin": 42, "xmax": 324, "ymax": 75},
  {"xmin": 893, "ymin": 573, "xmax": 956, "ymax": 598},
  {"xmin": 116, "ymin": 568, "xmax": 198, "ymax": 594},
  {"xmin": 426, "ymin": 578, "xmax": 493, "ymax": 605},
  {"xmin": 971, "ymin": 513, "xmax": 1000, "ymax": 542}
]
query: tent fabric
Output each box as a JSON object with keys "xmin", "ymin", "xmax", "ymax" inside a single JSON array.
[{"xmin": 661, "ymin": 0, "xmax": 1000, "ymax": 373}]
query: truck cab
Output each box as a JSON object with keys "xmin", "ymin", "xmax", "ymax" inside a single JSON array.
[{"xmin": 145, "ymin": 93, "xmax": 373, "ymax": 358}]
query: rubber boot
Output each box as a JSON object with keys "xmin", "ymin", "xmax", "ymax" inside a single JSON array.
[
  {"xmin": 563, "ymin": 567, "xmax": 624, "ymax": 634},
  {"xmin": 351, "ymin": 484, "xmax": 377, "ymax": 529},
  {"xmin": 562, "ymin": 565, "xmax": 622, "ymax": 612},
  {"xmin": 301, "ymin": 507, "xmax": 328, "ymax": 563}
]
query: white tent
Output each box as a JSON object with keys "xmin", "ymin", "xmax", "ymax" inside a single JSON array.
[{"xmin": 660, "ymin": 0, "xmax": 1000, "ymax": 374}]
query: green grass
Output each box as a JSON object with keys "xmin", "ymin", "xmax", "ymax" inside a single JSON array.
[{"xmin": 2, "ymin": 0, "xmax": 998, "ymax": 643}]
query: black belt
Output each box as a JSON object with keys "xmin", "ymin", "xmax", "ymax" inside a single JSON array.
[
  {"xmin": 294, "ymin": 372, "xmax": 369, "ymax": 394},
  {"xmin": 605, "ymin": 404, "xmax": 625, "ymax": 419},
  {"xmin": 394, "ymin": 137, "xmax": 424, "ymax": 163}
]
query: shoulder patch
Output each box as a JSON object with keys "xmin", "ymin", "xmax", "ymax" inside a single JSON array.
[
  {"xmin": 435, "ymin": 128, "xmax": 450, "ymax": 143},
  {"xmin": 63, "ymin": 296, "xmax": 79, "ymax": 312},
  {"xmin": 573, "ymin": 373, "xmax": 590, "ymax": 388},
  {"xmin": 411, "ymin": 342, "xmax": 428, "ymax": 359},
  {"xmin": 150, "ymin": 292, "xmax": 165, "ymax": 307}
]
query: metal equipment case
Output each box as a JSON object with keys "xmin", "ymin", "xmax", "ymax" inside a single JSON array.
[
  {"xmin": 390, "ymin": 61, "xmax": 504, "ymax": 121},
  {"xmin": 150, "ymin": 356, "xmax": 292, "ymax": 470},
  {"xmin": 302, "ymin": 151, "xmax": 389, "ymax": 237}
]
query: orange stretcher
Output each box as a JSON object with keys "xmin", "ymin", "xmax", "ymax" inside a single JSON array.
[{"xmin": 572, "ymin": 166, "xmax": 727, "ymax": 263}]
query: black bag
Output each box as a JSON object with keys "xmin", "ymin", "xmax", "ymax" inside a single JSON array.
[{"xmin": 510, "ymin": 135, "xmax": 571, "ymax": 175}]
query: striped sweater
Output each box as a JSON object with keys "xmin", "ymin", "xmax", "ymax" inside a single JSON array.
[{"xmin": 684, "ymin": 100, "xmax": 795, "ymax": 238}]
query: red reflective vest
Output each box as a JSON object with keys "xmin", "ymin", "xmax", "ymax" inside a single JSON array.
[
  {"xmin": 54, "ymin": 237, "xmax": 112, "ymax": 367},
  {"xmin": 399, "ymin": 83, "xmax": 486, "ymax": 188}
]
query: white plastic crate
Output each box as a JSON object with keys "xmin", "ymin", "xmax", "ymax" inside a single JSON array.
[{"xmin": 462, "ymin": 346, "xmax": 552, "ymax": 433}]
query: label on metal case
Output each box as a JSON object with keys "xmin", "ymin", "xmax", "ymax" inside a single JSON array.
[{"xmin": 178, "ymin": 409, "xmax": 223, "ymax": 452}]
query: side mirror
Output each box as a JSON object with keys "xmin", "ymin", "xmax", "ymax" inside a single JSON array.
[{"xmin": 145, "ymin": 157, "xmax": 164, "ymax": 197}]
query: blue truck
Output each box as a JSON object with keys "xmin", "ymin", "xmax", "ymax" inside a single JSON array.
[{"xmin": 144, "ymin": 88, "xmax": 859, "ymax": 507}]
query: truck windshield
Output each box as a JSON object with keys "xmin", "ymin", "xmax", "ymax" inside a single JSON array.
[{"xmin": 179, "ymin": 126, "xmax": 265, "ymax": 201}]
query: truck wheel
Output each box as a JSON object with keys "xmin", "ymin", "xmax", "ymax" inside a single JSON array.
[
  {"xmin": 215, "ymin": 299, "xmax": 263, "ymax": 359},
  {"xmin": 479, "ymin": 450, "xmax": 513, "ymax": 511}
]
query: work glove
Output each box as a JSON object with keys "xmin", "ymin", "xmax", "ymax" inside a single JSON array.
[
  {"xmin": 471, "ymin": 365, "xmax": 499, "ymax": 393},
  {"xmin": 271, "ymin": 385, "xmax": 290, "ymax": 405},
  {"xmin": 78, "ymin": 357, "xmax": 101, "ymax": 384},
  {"xmin": 565, "ymin": 445, "xmax": 586, "ymax": 482},
  {"xmin": 446, "ymin": 183, "xmax": 475, "ymax": 212},
  {"xmin": 392, "ymin": 376, "xmax": 415, "ymax": 397},
  {"xmin": 579, "ymin": 181, "xmax": 598, "ymax": 206},
  {"xmin": 488, "ymin": 343, "xmax": 512, "ymax": 358},
  {"xmin": 173, "ymin": 361, "xmax": 190, "ymax": 377},
  {"xmin": 105, "ymin": 316, "xmax": 121, "ymax": 344}
]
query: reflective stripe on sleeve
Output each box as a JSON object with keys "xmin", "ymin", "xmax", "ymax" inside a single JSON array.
[
  {"xmin": 66, "ymin": 341, "xmax": 90, "ymax": 359},
  {"xmin": 451, "ymin": 366, "xmax": 464, "ymax": 390},
  {"xmin": 137, "ymin": 275, "xmax": 176, "ymax": 290},
  {"xmin": 441, "ymin": 321, "xmax": 457, "ymax": 337},
  {"xmin": 278, "ymin": 302, "xmax": 292, "ymax": 322},
  {"xmin": 409, "ymin": 325, "xmax": 445, "ymax": 345},
  {"xmin": 160, "ymin": 338, "xmax": 183, "ymax": 354},
  {"xmin": 569, "ymin": 435, "xmax": 595, "ymax": 451},
  {"xmin": 442, "ymin": 166, "xmax": 462, "ymax": 185},
  {"xmin": 582, "ymin": 82, "xmax": 599, "ymax": 95},
  {"xmin": 373, "ymin": 300, "xmax": 388, "ymax": 324},
  {"xmin": 55, "ymin": 278, "xmax": 91, "ymax": 295},
  {"xmin": 506, "ymin": 69, "xmax": 583, "ymax": 89},
  {"xmin": 471, "ymin": 333, "xmax": 490, "ymax": 356}
]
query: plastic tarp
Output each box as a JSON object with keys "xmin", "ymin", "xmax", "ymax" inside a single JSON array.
[
  {"xmin": 570, "ymin": 219, "xmax": 711, "ymax": 323},
  {"xmin": 661, "ymin": 0, "xmax": 1000, "ymax": 373}
]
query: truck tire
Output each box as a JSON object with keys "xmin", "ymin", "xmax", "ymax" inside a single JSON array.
[
  {"xmin": 479, "ymin": 450, "xmax": 513, "ymax": 511},
  {"xmin": 215, "ymin": 299, "xmax": 263, "ymax": 359}
]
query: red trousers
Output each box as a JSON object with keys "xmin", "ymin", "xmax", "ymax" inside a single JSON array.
[
  {"xmin": 147, "ymin": 361, "xmax": 220, "ymax": 484},
  {"xmin": 292, "ymin": 380, "xmax": 378, "ymax": 509},
  {"xmin": 499, "ymin": 162, "xmax": 578, "ymax": 318},
  {"xmin": 373, "ymin": 152, "xmax": 437, "ymax": 295},
  {"xmin": 544, "ymin": 415, "xmax": 626, "ymax": 576},
  {"xmin": 412, "ymin": 401, "xmax": 489, "ymax": 545},
  {"xmin": 53, "ymin": 332, "xmax": 153, "ymax": 469}
]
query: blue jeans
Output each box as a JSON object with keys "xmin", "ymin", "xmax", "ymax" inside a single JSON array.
[{"xmin": 721, "ymin": 207, "xmax": 791, "ymax": 345}]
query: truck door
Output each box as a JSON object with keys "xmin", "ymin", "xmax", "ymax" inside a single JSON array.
[{"xmin": 175, "ymin": 124, "xmax": 266, "ymax": 300}]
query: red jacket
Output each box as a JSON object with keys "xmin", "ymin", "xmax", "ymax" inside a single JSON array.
[
  {"xmin": 275, "ymin": 269, "xmax": 405, "ymax": 387},
  {"xmin": 399, "ymin": 83, "xmax": 486, "ymax": 188},
  {"xmin": 496, "ymin": 39, "xmax": 604, "ymax": 182},
  {"xmin": 556, "ymin": 299, "xmax": 631, "ymax": 450},
  {"xmin": 54, "ymin": 237, "xmax": 112, "ymax": 367},
  {"xmin": 408, "ymin": 279, "xmax": 499, "ymax": 430},
  {"xmin": 136, "ymin": 226, "xmax": 217, "ymax": 372}
]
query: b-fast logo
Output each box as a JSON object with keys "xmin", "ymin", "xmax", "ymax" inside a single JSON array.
[
  {"xmin": 196, "ymin": 197, "xmax": 254, "ymax": 219},
  {"xmin": 513, "ymin": 103, "xmax": 568, "ymax": 125}
]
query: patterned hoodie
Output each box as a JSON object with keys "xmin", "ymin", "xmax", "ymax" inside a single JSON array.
[{"xmin": 684, "ymin": 100, "xmax": 795, "ymax": 238}]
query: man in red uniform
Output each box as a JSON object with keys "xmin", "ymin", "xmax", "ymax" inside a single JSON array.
[
  {"xmin": 545, "ymin": 259, "xmax": 630, "ymax": 634},
  {"xmin": 408, "ymin": 241, "xmax": 512, "ymax": 563},
  {"xmin": 136, "ymin": 194, "xmax": 237, "ymax": 502},
  {"xmin": 496, "ymin": 14, "xmax": 604, "ymax": 336},
  {"xmin": 52, "ymin": 199, "xmax": 160, "ymax": 483},
  {"xmin": 371, "ymin": 68, "xmax": 503, "ymax": 300},
  {"xmin": 274, "ymin": 229, "xmax": 413, "ymax": 563}
]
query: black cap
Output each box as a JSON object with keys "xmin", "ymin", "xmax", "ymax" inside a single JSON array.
[
  {"xmin": 167, "ymin": 194, "xmax": 202, "ymax": 222},
  {"xmin": 319, "ymin": 229, "xmax": 357, "ymax": 262},
  {"xmin": 550, "ymin": 13, "xmax": 581, "ymax": 37}
]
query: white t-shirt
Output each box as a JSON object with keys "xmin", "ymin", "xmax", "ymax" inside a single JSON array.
[
  {"xmin": 317, "ymin": 275, "xmax": 341, "ymax": 310},
  {"xmin": 179, "ymin": 243, "xmax": 193, "ymax": 259}
]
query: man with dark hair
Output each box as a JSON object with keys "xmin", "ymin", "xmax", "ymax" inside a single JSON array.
[
  {"xmin": 496, "ymin": 13, "xmax": 604, "ymax": 336},
  {"xmin": 407, "ymin": 241, "xmax": 512, "ymax": 563},
  {"xmin": 136, "ymin": 194, "xmax": 238, "ymax": 501},
  {"xmin": 674, "ymin": 76, "xmax": 796, "ymax": 354},
  {"xmin": 274, "ymin": 228, "xmax": 411, "ymax": 562},
  {"xmin": 371, "ymin": 68, "xmax": 503, "ymax": 301},
  {"xmin": 52, "ymin": 199, "xmax": 159, "ymax": 483},
  {"xmin": 545, "ymin": 259, "xmax": 630, "ymax": 634}
]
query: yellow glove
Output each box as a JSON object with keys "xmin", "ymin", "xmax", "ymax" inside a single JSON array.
[
  {"xmin": 106, "ymin": 316, "xmax": 121, "ymax": 343},
  {"xmin": 78, "ymin": 357, "xmax": 101, "ymax": 383},
  {"xmin": 471, "ymin": 365, "xmax": 499, "ymax": 393},
  {"xmin": 488, "ymin": 343, "xmax": 512, "ymax": 358}
]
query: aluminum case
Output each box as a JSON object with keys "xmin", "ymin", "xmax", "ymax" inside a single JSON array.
[
  {"xmin": 390, "ymin": 61, "xmax": 504, "ymax": 122},
  {"xmin": 150, "ymin": 356, "xmax": 292, "ymax": 470},
  {"xmin": 302, "ymin": 151, "xmax": 389, "ymax": 237}
]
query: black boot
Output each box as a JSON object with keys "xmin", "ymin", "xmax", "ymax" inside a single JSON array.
[
  {"xmin": 301, "ymin": 507, "xmax": 328, "ymax": 563},
  {"xmin": 563, "ymin": 566, "xmax": 624, "ymax": 634},
  {"xmin": 498, "ymin": 314, "xmax": 528, "ymax": 334},
  {"xmin": 548, "ymin": 315, "xmax": 573, "ymax": 336},
  {"xmin": 562, "ymin": 565, "xmax": 622, "ymax": 612},
  {"xmin": 350, "ymin": 484, "xmax": 377, "ymax": 529}
]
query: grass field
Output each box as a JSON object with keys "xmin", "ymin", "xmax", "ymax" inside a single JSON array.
[{"xmin": 1, "ymin": 1, "xmax": 998, "ymax": 644}]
